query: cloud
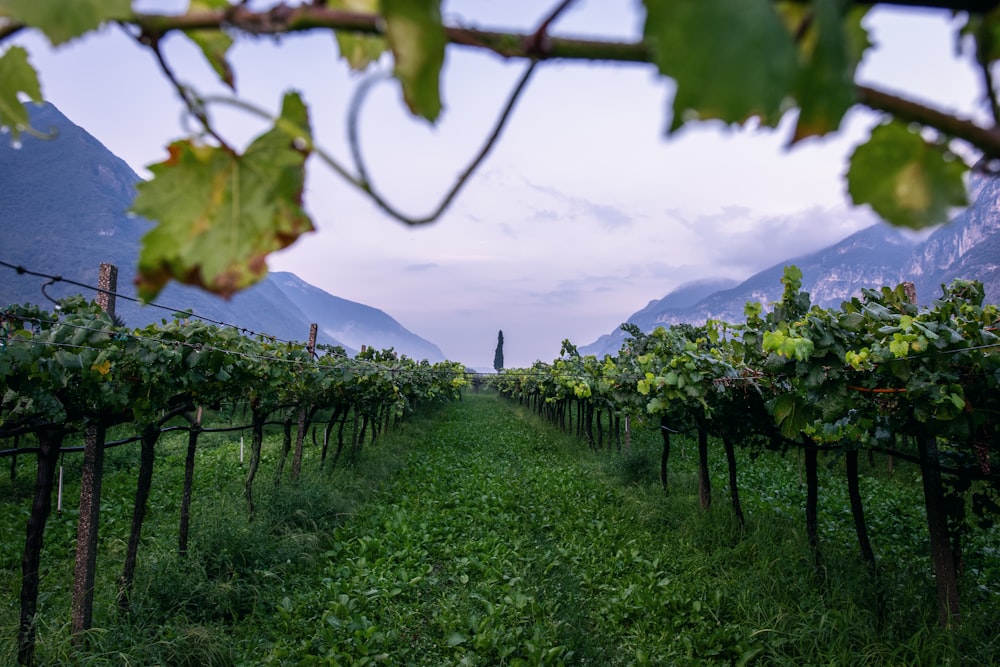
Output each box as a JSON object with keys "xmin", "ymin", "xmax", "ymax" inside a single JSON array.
[
  {"xmin": 404, "ymin": 263, "xmax": 439, "ymax": 272},
  {"xmin": 665, "ymin": 205, "xmax": 876, "ymax": 276},
  {"xmin": 531, "ymin": 208, "xmax": 562, "ymax": 222},
  {"xmin": 587, "ymin": 202, "xmax": 632, "ymax": 229},
  {"xmin": 529, "ymin": 287, "xmax": 583, "ymax": 306},
  {"xmin": 522, "ymin": 179, "xmax": 634, "ymax": 230}
]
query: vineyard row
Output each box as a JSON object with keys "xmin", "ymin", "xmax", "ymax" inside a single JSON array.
[
  {"xmin": 491, "ymin": 268, "xmax": 1000, "ymax": 630},
  {"xmin": 1, "ymin": 295, "xmax": 470, "ymax": 666}
]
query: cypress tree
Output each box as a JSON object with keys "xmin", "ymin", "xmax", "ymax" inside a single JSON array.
[{"xmin": 493, "ymin": 330, "xmax": 504, "ymax": 372}]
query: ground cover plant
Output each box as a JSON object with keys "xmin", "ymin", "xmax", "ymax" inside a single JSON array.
[{"xmin": 2, "ymin": 393, "xmax": 998, "ymax": 665}]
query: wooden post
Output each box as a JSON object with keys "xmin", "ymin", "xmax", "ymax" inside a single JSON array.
[
  {"xmin": 307, "ymin": 323, "xmax": 317, "ymax": 358},
  {"xmin": 95, "ymin": 262, "xmax": 117, "ymax": 319},
  {"xmin": 918, "ymin": 430, "xmax": 962, "ymax": 627},
  {"xmin": 71, "ymin": 263, "xmax": 117, "ymax": 638},
  {"xmin": 291, "ymin": 324, "xmax": 317, "ymax": 481},
  {"xmin": 18, "ymin": 427, "xmax": 65, "ymax": 666},
  {"xmin": 71, "ymin": 429, "xmax": 105, "ymax": 638}
]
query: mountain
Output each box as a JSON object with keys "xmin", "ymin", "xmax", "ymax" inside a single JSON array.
[
  {"xmin": 581, "ymin": 175, "xmax": 1000, "ymax": 358},
  {"xmin": 905, "ymin": 175, "xmax": 1000, "ymax": 301},
  {"xmin": 0, "ymin": 102, "xmax": 444, "ymax": 361},
  {"xmin": 270, "ymin": 272, "xmax": 444, "ymax": 360},
  {"xmin": 583, "ymin": 277, "xmax": 737, "ymax": 357}
]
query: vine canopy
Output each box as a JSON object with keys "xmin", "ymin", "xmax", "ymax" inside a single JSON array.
[{"xmin": 2, "ymin": 0, "xmax": 1000, "ymax": 298}]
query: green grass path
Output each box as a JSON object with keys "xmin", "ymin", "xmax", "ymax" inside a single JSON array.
[{"xmin": 261, "ymin": 395, "xmax": 774, "ymax": 666}]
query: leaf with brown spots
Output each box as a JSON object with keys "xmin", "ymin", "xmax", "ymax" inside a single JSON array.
[{"xmin": 131, "ymin": 92, "xmax": 314, "ymax": 301}]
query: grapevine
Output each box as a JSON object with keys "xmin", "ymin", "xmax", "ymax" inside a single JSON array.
[
  {"xmin": 0, "ymin": 296, "xmax": 469, "ymax": 665},
  {"xmin": 492, "ymin": 266, "xmax": 1000, "ymax": 629}
]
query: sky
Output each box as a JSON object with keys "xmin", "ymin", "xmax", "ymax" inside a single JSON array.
[{"xmin": 5, "ymin": 1, "xmax": 988, "ymax": 369}]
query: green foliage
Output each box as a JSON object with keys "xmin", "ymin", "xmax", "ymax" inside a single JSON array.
[
  {"xmin": 0, "ymin": 0, "xmax": 130, "ymax": 46},
  {"xmin": 770, "ymin": 392, "xmax": 814, "ymax": 439},
  {"xmin": 2, "ymin": 396, "xmax": 999, "ymax": 665},
  {"xmin": 0, "ymin": 46, "xmax": 41, "ymax": 141},
  {"xmin": 184, "ymin": 1, "xmax": 235, "ymax": 90},
  {"xmin": 645, "ymin": 0, "xmax": 797, "ymax": 132},
  {"xmin": 848, "ymin": 120, "xmax": 969, "ymax": 230},
  {"xmin": 495, "ymin": 263, "xmax": 1000, "ymax": 634},
  {"xmin": 1, "ymin": 294, "xmax": 472, "ymax": 660},
  {"xmin": 493, "ymin": 329, "xmax": 504, "ymax": 373},
  {"xmin": 612, "ymin": 445, "xmax": 660, "ymax": 486},
  {"xmin": 381, "ymin": 0, "xmax": 445, "ymax": 122},
  {"xmin": 785, "ymin": 0, "xmax": 868, "ymax": 142},
  {"xmin": 331, "ymin": 0, "xmax": 386, "ymax": 71},
  {"xmin": 141, "ymin": 468, "xmax": 349, "ymax": 624},
  {"xmin": 132, "ymin": 92, "xmax": 314, "ymax": 300}
]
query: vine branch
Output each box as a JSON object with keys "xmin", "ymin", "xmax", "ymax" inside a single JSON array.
[
  {"xmin": 527, "ymin": 0, "xmax": 578, "ymax": 56},
  {"xmin": 136, "ymin": 28, "xmax": 236, "ymax": 155},
  {"xmin": 8, "ymin": 4, "xmax": 1000, "ymax": 158},
  {"xmin": 123, "ymin": 1, "xmax": 1000, "ymax": 43},
  {"xmin": 346, "ymin": 61, "xmax": 539, "ymax": 226},
  {"xmin": 194, "ymin": 58, "xmax": 537, "ymax": 228},
  {"xmin": 856, "ymin": 84, "xmax": 1000, "ymax": 157},
  {"xmin": 124, "ymin": 4, "xmax": 1000, "ymax": 161},
  {"xmin": 8, "ymin": 1, "xmax": 1000, "ymax": 225}
]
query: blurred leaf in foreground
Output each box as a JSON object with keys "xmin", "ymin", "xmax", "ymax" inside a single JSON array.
[
  {"xmin": 132, "ymin": 92, "xmax": 314, "ymax": 301},
  {"xmin": 0, "ymin": 48, "xmax": 42, "ymax": 141},
  {"xmin": 848, "ymin": 121, "xmax": 968, "ymax": 230},
  {"xmin": 382, "ymin": 0, "xmax": 445, "ymax": 122},
  {"xmin": 644, "ymin": 0, "xmax": 797, "ymax": 132},
  {"xmin": 0, "ymin": 0, "xmax": 132, "ymax": 46}
]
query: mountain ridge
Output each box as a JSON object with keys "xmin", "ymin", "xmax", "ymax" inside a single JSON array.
[{"xmin": 270, "ymin": 272, "xmax": 444, "ymax": 360}]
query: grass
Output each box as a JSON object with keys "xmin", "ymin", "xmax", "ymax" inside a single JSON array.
[{"xmin": 1, "ymin": 393, "xmax": 998, "ymax": 665}]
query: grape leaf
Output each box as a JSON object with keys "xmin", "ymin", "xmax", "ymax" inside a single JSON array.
[
  {"xmin": 331, "ymin": 0, "xmax": 387, "ymax": 71},
  {"xmin": 381, "ymin": 0, "xmax": 445, "ymax": 122},
  {"xmin": 771, "ymin": 392, "xmax": 813, "ymax": 439},
  {"xmin": 184, "ymin": 1, "xmax": 236, "ymax": 90},
  {"xmin": 847, "ymin": 121, "xmax": 968, "ymax": 230},
  {"xmin": 0, "ymin": 47, "xmax": 42, "ymax": 140},
  {"xmin": 0, "ymin": 0, "xmax": 132, "ymax": 46},
  {"xmin": 783, "ymin": 0, "xmax": 869, "ymax": 142},
  {"xmin": 336, "ymin": 32, "xmax": 388, "ymax": 71},
  {"xmin": 184, "ymin": 30, "xmax": 235, "ymax": 89},
  {"xmin": 643, "ymin": 0, "xmax": 797, "ymax": 132},
  {"xmin": 131, "ymin": 92, "xmax": 314, "ymax": 301}
]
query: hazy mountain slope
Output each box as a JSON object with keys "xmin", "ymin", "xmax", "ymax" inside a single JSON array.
[
  {"xmin": 680, "ymin": 222, "xmax": 917, "ymax": 324},
  {"xmin": 271, "ymin": 272, "xmax": 445, "ymax": 361},
  {"xmin": 0, "ymin": 102, "xmax": 443, "ymax": 360},
  {"xmin": 631, "ymin": 278, "xmax": 740, "ymax": 320},
  {"xmin": 583, "ymin": 278, "xmax": 738, "ymax": 358}
]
